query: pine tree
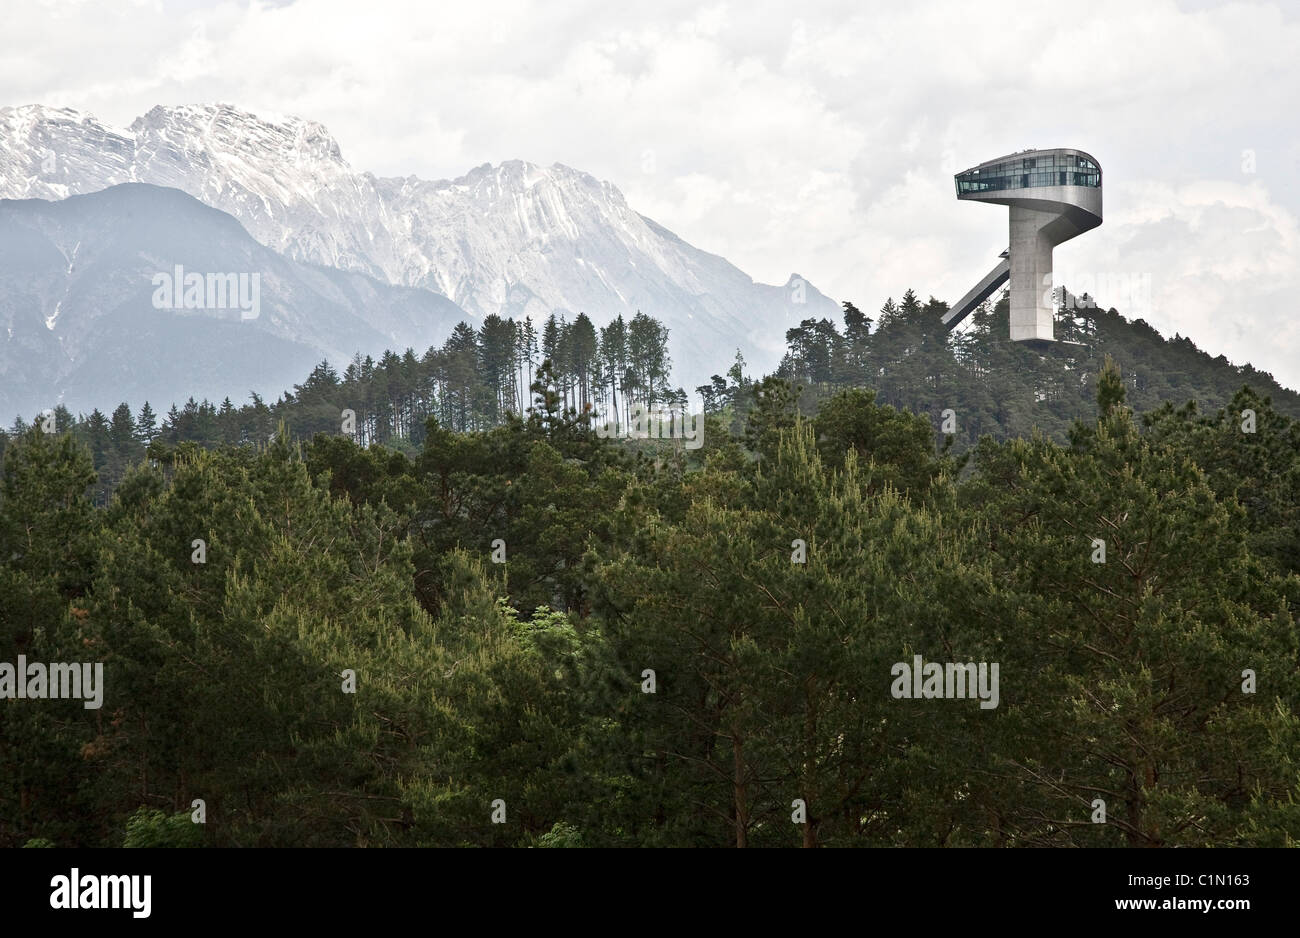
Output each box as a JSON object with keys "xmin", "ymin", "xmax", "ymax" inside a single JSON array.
[
  {"xmin": 959, "ymin": 376, "xmax": 1300, "ymax": 845},
  {"xmin": 136, "ymin": 402, "xmax": 158, "ymax": 446}
]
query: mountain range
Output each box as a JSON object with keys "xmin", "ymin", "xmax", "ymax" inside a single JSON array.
[
  {"xmin": 0, "ymin": 103, "xmax": 838, "ymax": 417},
  {"xmin": 0, "ymin": 183, "xmax": 467, "ymax": 418}
]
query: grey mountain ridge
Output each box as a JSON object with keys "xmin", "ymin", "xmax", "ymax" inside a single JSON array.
[
  {"xmin": 0, "ymin": 103, "xmax": 840, "ymax": 414},
  {"xmin": 0, "ymin": 183, "xmax": 467, "ymax": 419}
]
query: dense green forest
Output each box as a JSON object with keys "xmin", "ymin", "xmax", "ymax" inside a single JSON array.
[
  {"xmin": 6, "ymin": 291, "xmax": 1298, "ymax": 502},
  {"xmin": 2, "ymin": 291, "xmax": 1299, "ymax": 847}
]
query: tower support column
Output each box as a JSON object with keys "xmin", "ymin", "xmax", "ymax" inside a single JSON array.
[{"xmin": 1008, "ymin": 205, "xmax": 1056, "ymax": 342}]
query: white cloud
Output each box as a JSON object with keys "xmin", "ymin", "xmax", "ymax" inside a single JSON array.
[{"xmin": 1057, "ymin": 178, "xmax": 1300, "ymax": 385}]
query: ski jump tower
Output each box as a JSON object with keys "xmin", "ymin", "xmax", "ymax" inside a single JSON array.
[{"xmin": 943, "ymin": 148, "xmax": 1102, "ymax": 342}]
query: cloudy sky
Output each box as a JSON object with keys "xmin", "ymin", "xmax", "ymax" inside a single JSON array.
[{"xmin": 8, "ymin": 0, "xmax": 1300, "ymax": 387}]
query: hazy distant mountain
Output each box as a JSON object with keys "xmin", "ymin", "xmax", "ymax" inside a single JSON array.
[
  {"xmin": 0, "ymin": 103, "xmax": 840, "ymax": 392},
  {"xmin": 0, "ymin": 183, "xmax": 467, "ymax": 419}
]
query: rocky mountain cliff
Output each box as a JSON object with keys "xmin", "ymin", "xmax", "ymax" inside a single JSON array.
[{"xmin": 0, "ymin": 104, "xmax": 839, "ymax": 394}]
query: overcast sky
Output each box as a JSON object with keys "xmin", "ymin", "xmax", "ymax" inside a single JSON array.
[{"xmin": 8, "ymin": 0, "xmax": 1300, "ymax": 387}]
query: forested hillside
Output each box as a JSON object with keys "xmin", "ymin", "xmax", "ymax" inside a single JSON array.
[
  {"xmin": 769, "ymin": 289, "xmax": 1300, "ymax": 444},
  {"xmin": 7, "ymin": 291, "xmax": 1296, "ymax": 497},
  {"xmin": 2, "ymin": 293, "xmax": 1299, "ymax": 847}
]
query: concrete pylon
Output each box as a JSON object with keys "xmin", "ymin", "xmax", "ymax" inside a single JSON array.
[{"xmin": 946, "ymin": 149, "xmax": 1102, "ymax": 342}]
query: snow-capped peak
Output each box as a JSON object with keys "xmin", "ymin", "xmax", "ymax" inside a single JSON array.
[{"xmin": 0, "ymin": 103, "xmax": 839, "ymax": 389}]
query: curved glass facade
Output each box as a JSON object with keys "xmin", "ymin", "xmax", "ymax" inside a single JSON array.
[{"xmin": 955, "ymin": 152, "xmax": 1100, "ymax": 195}]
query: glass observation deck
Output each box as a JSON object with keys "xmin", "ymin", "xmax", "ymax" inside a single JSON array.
[{"xmin": 955, "ymin": 152, "xmax": 1101, "ymax": 195}]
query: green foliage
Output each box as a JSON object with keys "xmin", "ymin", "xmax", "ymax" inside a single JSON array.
[
  {"xmin": 810, "ymin": 387, "xmax": 959, "ymax": 495},
  {"xmin": 771, "ymin": 292, "xmax": 1300, "ymax": 449},
  {"xmin": 535, "ymin": 822, "xmax": 585, "ymax": 848},
  {"xmin": 122, "ymin": 808, "xmax": 205, "ymax": 848},
  {"xmin": 959, "ymin": 384, "xmax": 1299, "ymax": 845},
  {"xmin": 2, "ymin": 296, "xmax": 1298, "ymax": 848}
]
